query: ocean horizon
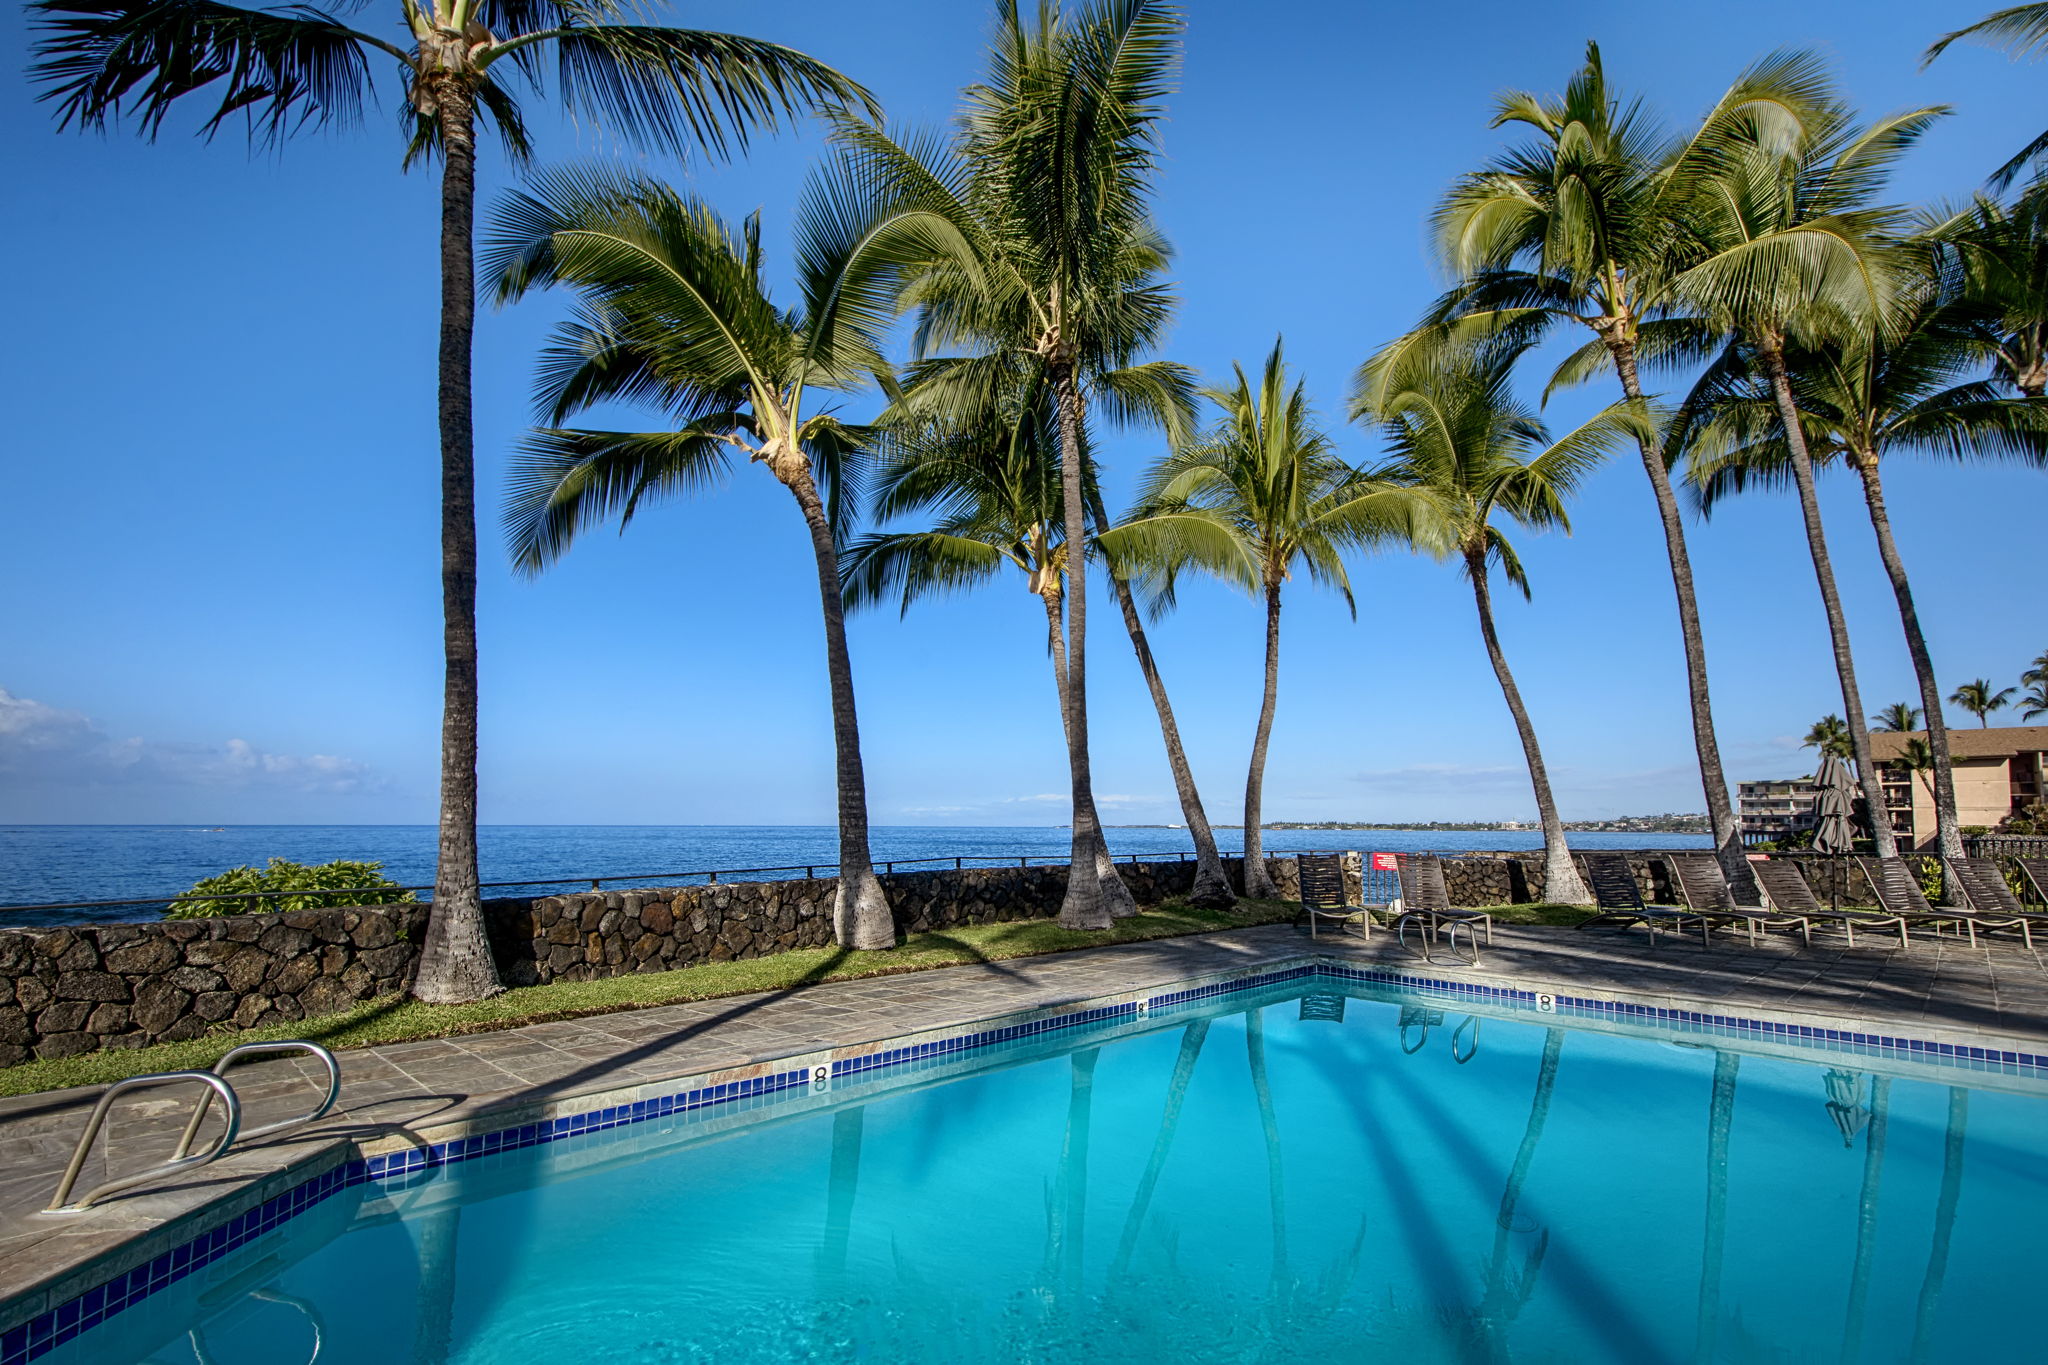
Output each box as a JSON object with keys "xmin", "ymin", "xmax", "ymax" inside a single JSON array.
[{"xmin": 0, "ymin": 823, "xmax": 1714, "ymax": 926}]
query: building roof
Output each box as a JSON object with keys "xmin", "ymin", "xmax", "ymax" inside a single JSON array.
[{"xmin": 1868, "ymin": 725, "xmax": 2048, "ymax": 761}]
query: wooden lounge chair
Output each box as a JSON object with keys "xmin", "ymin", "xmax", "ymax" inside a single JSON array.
[
  {"xmin": 1395, "ymin": 854, "xmax": 1492, "ymax": 963},
  {"xmin": 1668, "ymin": 853, "xmax": 1813, "ymax": 947},
  {"xmin": 1576, "ymin": 851, "xmax": 1711, "ymax": 946},
  {"xmin": 1943, "ymin": 858, "xmax": 2041, "ymax": 948},
  {"xmin": 2018, "ymin": 857, "xmax": 2048, "ymax": 910},
  {"xmin": 1749, "ymin": 857, "xmax": 1921, "ymax": 947},
  {"xmin": 1294, "ymin": 853, "xmax": 1371, "ymax": 940}
]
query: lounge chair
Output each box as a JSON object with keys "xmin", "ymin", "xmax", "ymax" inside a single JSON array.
[
  {"xmin": 1748, "ymin": 857, "xmax": 1921, "ymax": 948},
  {"xmin": 1668, "ymin": 852, "xmax": 1814, "ymax": 947},
  {"xmin": 1943, "ymin": 858, "xmax": 2041, "ymax": 948},
  {"xmin": 2018, "ymin": 857, "xmax": 2048, "ymax": 910},
  {"xmin": 1294, "ymin": 853, "xmax": 1371, "ymax": 940},
  {"xmin": 1859, "ymin": 858, "xmax": 1990, "ymax": 948},
  {"xmin": 1395, "ymin": 854, "xmax": 1493, "ymax": 963},
  {"xmin": 1577, "ymin": 851, "xmax": 1720, "ymax": 946}
]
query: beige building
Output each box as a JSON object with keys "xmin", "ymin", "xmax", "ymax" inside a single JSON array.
[
  {"xmin": 1868, "ymin": 725, "xmax": 2048, "ymax": 849},
  {"xmin": 1737, "ymin": 777, "xmax": 1821, "ymax": 843}
]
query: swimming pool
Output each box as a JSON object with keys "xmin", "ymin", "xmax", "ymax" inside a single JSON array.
[{"xmin": 23, "ymin": 971, "xmax": 2048, "ymax": 1364}]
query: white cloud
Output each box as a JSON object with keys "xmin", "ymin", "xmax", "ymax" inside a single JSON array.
[{"xmin": 0, "ymin": 688, "xmax": 385, "ymax": 795}]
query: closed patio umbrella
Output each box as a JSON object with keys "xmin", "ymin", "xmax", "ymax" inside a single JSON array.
[{"xmin": 1813, "ymin": 754, "xmax": 1857, "ymax": 855}]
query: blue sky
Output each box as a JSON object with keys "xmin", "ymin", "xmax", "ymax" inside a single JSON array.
[{"xmin": 2, "ymin": 0, "xmax": 2044, "ymax": 827}]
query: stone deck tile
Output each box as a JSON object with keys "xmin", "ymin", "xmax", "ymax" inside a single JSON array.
[{"xmin": 2, "ymin": 920, "xmax": 2046, "ymax": 1320}]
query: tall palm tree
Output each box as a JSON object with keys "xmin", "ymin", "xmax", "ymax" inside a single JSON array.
[
  {"xmin": 1873, "ymin": 702, "xmax": 1925, "ymax": 733},
  {"xmin": 1674, "ymin": 266, "xmax": 2046, "ymax": 859},
  {"xmin": 1665, "ymin": 82, "xmax": 1947, "ymax": 861},
  {"xmin": 1926, "ymin": 6, "xmax": 2048, "ymax": 187},
  {"xmin": 1355, "ymin": 341, "xmax": 1646, "ymax": 907},
  {"xmin": 29, "ymin": 1, "xmax": 872, "ymax": 1002},
  {"xmin": 1422, "ymin": 45, "xmax": 1833, "ymax": 880},
  {"xmin": 842, "ymin": 369, "xmax": 1135, "ymax": 917},
  {"xmin": 1950, "ymin": 678, "xmax": 2016, "ymax": 726},
  {"xmin": 828, "ymin": 0, "xmax": 1184, "ymax": 929},
  {"xmin": 1111, "ymin": 340, "xmax": 1409, "ymax": 898},
  {"xmin": 1805, "ymin": 714, "xmax": 1855, "ymax": 761},
  {"xmin": 485, "ymin": 168, "xmax": 903, "ymax": 949},
  {"xmin": 1932, "ymin": 189, "xmax": 2048, "ymax": 395}
]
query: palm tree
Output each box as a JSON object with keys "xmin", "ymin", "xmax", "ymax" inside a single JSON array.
[
  {"xmin": 29, "ymin": 1, "xmax": 872, "ymax": 1002},
  {"xmin": 1805, "ymin": 714, "xmax": 1855, "ymax": 761},
  {"xmin": 842, "ymin": 367, "xmax": 1136, "ymax": 917},
  {"xmin": 2024, "ymin": 649, "xmax": 2048, "ymax": 686},
  {"xmin": 1873, "ymin": 702, "xmax": 1925, "ymax": 733},
  {"xmin": 1110, "ymin": 339, "xmax": 1410, "ymax": 898},
  {"xmin": 2023, "ymin": 682, "xmax": 2048, "ymax": 720},
  {"xmin": 1355, "ymin": 340, "xmax": 1646, "ymax": 907},
  {"xmin": 1665, "ymin": 81, "xmax": 1946, "ymax": 862},
  {"xmin": 1422, "ymin": 45, "xmax": 1834, "ymax": 878},
  {"xmin": 1950, "ymin": 678, "xmax": 2017, "ymax": 725},
  {"xmin": 1933, "ymin": 189, "xmax": 2048, "ymax": 395},
  {"xmin": 1926, "ymin": 6, "xmax": 2048, "ymax": 187},
  {"xmin": 1674, "ymin": 264, "xmax": 2046, "ymax": 860},
  {"xmin": 1896, "ymin": 736, "xmax": 1939, "ymax": 805},
  {"xmin": 828, "ymin": 0, "xmax": 1184, "ymax": 929},
  {"xmin": 485, "ymin": 168, "xmax": 902, "ymax": 949}
]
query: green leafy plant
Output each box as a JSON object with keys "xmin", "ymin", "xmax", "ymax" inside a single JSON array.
[{"xmin": 167, "ymin": 858, "xmax": 414, "ymax": 919}]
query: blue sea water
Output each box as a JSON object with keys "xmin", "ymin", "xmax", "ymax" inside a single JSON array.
[
  {"xmin": 49, "ymin": 976, "xmax": 2047, "ymax": 1365},
  {"xmin": 0, "ymin": 825, "xmax": 1712, "ymax": 923}
]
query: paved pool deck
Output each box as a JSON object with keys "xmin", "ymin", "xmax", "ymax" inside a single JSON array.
[{"xmin": 3, "ymin": 917, "xmax": 2046, "ymax": 1335}]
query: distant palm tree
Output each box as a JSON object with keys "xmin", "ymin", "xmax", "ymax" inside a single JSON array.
[
  {"xmin": 487, "ymin": 168, "xmax": 904, "ymax": 949},
  {"xmin": 1665, "ymin": 78, "xmax": 1945, "ymax": 861},
  {"xmin": 1355, "ymin": 339, "xmax": 1647, "ymax": 906},
  {"xmin": 1873, "ymin": 703, "xmax": 1924, "ymax": 733},
  {"xmin": 1950, "ymin": 679, "xmax": 2017, "ymax": 726},
  {"xmin": 2023, "ymin": 650, "xmax": 2048, "ymax": 718},
  {"xmin": 28, "ymin": 0, "xmax": 872, "ymax": 1003},
  {"xmin": 1897, "ymin": 737, "xmax": 1939, "ymax": 804},
  {"xmin": 1805, "ymin": 715, "xmax": 1855, "ymax": 761},
  {"xmin": 1111, "ymin": 339, "xmax": 1411, "ymax": 898},
  {"xmin": 1419, "ymin": 45, "xmax": 1830, "ymax": 872},
  {"xmin": 1926, "ymin": 5, "xmax": 2048, "ymax": 187},
  {"xmin": 829, "ymin": 0, "xmax": 1184, "ymax": 928}
]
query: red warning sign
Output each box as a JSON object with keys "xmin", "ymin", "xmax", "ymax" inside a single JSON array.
[{"xmin": 1370, "ymin": 852, "xmax": 1399, "ymax": 871}]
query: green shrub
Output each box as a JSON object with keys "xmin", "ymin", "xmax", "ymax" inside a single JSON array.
[{"xmin": 167, "ymin": 858, "xmax": 414, "ymax": 919}]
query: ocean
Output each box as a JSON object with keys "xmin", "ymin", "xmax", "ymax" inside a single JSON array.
[{"xmin": 0, "ymin": 824, "xmax": 1713, "ymax": 926}]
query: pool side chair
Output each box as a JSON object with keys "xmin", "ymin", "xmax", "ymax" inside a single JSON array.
[
  {"xmin": 1668, "ymin": 853, "xmax": 1813, "ymax": 947},
  {"xmin": 1747, "ymin": 857, "xmax": 1913, "ymax": 948},
  {"xmin": 2016, "ymin": 857, "xmax": 2048, "ymax": 910},
  {"xmin": 1859, "ymin": 858, "xmax": 1978, "ymax": 948},
  {"xmin": 1294, "ymin": 853, "xmax": 1371, "ymax": 940},
  {"xmin": 1943, "ymin": 858, "xmax": 2041, "ymax": 949},
  {"xmin": 1576, "ymin": 851, "xmax": 1713, "ymax": 947},
  {"xmin": 1395, "ymin": 854, "xmax": 1493, "ymax": 963}
]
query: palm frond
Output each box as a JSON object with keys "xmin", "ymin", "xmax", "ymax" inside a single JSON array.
[{"xmin": 503, "ymin": 426, "xmax": 733, "ymax": 574}]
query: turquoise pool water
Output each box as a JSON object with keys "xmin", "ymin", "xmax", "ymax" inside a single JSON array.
[{"xmin": 43, "ymin": 979, "xmax": 2048, "ymax": 1364}]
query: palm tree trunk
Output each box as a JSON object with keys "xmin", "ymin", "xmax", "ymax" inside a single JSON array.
[
  {"xmin": 1908, "ymin": 1088, "xmax": 1968, "ymax": 1365},
  {"xmin": 1245, "ymin": 1008, "xmax": 1289, "ymax": 1303},
  {"xmin": 1110, "ymin": 1018, "xmax": 1210, "ymax": 1279},
  {"xmin": 1481, "ymin": 1028, "xmax": 1564, "ymax": 1338},
  {"xmin": 1694, "ymin": 1051, "xmax": 1739, "ymax": 1365},
  {"xmin": 1467, "ymin": 549, "xmax": 1591, "ymax": 905},
  {"xmin": 1089, "ymin": 488, "xmax": 1233, "ymax": 908},
  {"xmin": 817, "ymin": 1105, "xmax": 864, "ymax": 1284},
  {"xmin": 1041, "ymin": 587, "xmax": 1137, "ymax": 917},
  {"xmin": 1051, "ymin": 362, "xmax": 1118, "ymax": 929},
  {"xmin": 787, "ymin": 468, "xmax": 894, "ymax": 949},
  {"xmin": 414, "ymin": 89, "xmax": 501, "ymax": 1005},
  {"xmin": 1758, "ymin": 342, "xmax": 1898, "ymax": 858},
  {"xmin": 1850, "ymin": 452, "xmax": 1962, "ymax": 859},
  {"xmin": 1607, "ymin": 335, "xmax": 1751, "ymax": 895},
  {"xmin": 1242, "ymin": 579, "xmax": 1284, "ymax": 899},
  {"xmin": 1840, "ymin": 1077, "xmax": 1888, "ymax": 1365}
]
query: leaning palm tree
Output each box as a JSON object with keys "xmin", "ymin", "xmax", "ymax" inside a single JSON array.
[
  {"xmin": 1806, "ymin": 714, "xmax": 1855, "ymax": 761},
  {"xmin": 29, "ymin": 1, "xmax": 873, "ymax": 1002},
  {"xmin": 485, "ymin": 167, "xmax": 903, "ymax": 949},
  {"xmin": 1950, "ymin": 679, "xmax": 2016, "ymax": 726},
  {"xmin": 1110, "ymin": 339, "xmax": 1410, "ymax": 899},
  {"xmin": 827, "ymin": 0, "xmax": 1184, "ymax": 929},
  {"xmin": 1664, "ymin": 83, "xmax": 1947, "ymax": 861},
  {"xmin": 1873, "ymin": 702, "xmax": 1925, "ymax": 733},
  {"xmin": 1932, "ymin": 189, "xmax": 2048, "ymax": 396},
  {"xmin": 1675, "ymin": 263, "xmax": 2046, "ymax": 859},
  {"xmin": 842, "ymin": 368, "xmax": 1136, "ymax": 917},
  {"xmin": 1422, "ymin": 44, "xmax": 1834, "ymax": 878},
  {"xmin": 1926, "ymin": 6, "xmax": 2048, "ymax": 187},
  {"xmin": 1355, "ymin": 340, "xmax": 1645, "ymax": 907}
]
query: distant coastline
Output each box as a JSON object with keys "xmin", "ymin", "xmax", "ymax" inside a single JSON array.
[{"xmin": 1110, "ymin": 813, "xmax": 1711, "ymax": 834}]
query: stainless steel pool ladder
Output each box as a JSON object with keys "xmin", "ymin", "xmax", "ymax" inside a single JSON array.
[{"xmin": 45, "ymin": 1041, "xmax": 342, "ymax": 1213}]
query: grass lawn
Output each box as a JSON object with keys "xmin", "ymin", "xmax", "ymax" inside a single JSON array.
[
  {"xmin": 0, "ymin": 899, "xmax": 1299, "ymax": 1098},
  {"xmin": 0, "ymin": 898, "xmax": 1602, "ymax": 1099}
]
